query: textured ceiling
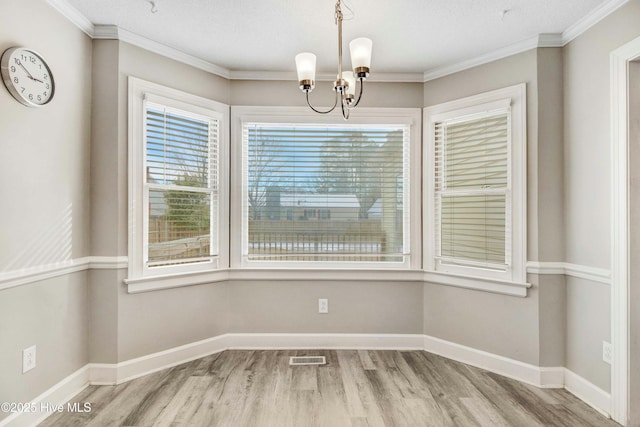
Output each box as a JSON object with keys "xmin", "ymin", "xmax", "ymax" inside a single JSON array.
[{"xmin": 65, "ymin": 0, "xmax": 607, "ymax": 75}]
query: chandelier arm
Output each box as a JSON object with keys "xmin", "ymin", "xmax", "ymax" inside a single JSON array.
[
  {"xmin": 341, "ymin": 96, "xmax": 349, "ymax": 120},
  {"xmin": 352, "ymin": 78, "xmax": 365, "ymax": 108},
  {"xmin": 306, "ymin": 90, "xmax": 339, "ymax": 114}
]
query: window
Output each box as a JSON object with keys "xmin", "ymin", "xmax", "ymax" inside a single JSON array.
[
  {"xmin": 231, "ymin": 107, "xmax": 421, "ymax": 269},
  {"xmin": 128, "ymin": 78, "xmax": 229, "ymax": 282},
  {"xmin": 424, "ymin": 84, "xmax": 526, "ymax": 284}
]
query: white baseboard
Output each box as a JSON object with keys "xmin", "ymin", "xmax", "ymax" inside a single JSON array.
[
  {"xmin": 3, "ymin": 334, "xmax": 611, "ymax": 426},
  {"xmin": 539, "ymin": 367, "xmax": 566, "ymax": 388},
  {"xmin": 564, "ymin": 369, "xmax": 611, "ymax": 417},
  {"xmin": 87, "ymin": 363, "xmax": 118, "ymax": 385},
  {"xmin": 116, "ymin": 334, "xmax": 228, "ymax": 384},
  {"xmin": 226, "ymin": 333, "xmax": 425, "ymax": 350},
  {"xmin": 0, "ymin": 366, "xmax": 89, "ymax": 427},
  {"xmin": 85, "ymin": 333, "xmax": 424, "ymax": 386},
  {"xmin": 86, "ymin": 334, "xmax": 229, "ymax": 386},
  {"xmin": 423, "ymin": 335, "xmax": 564, "ymax": 388}
]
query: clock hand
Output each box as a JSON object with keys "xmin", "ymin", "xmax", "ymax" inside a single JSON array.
[{"xmin": 18, "ymin": 62, "xmax": 35, "ymax": 80}]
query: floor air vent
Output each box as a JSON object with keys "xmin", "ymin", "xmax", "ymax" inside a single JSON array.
[{"xmin": 289, "ymin": 356, "xmax": 326, "ymax": 366}]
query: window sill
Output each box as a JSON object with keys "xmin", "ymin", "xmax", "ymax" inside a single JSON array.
[
  {"xmin": 423, "ymin": 270, "xmax": 531, "ymax": 297},
  {"xmin": 125, "ymin": 267, "xmax": 530, "ymax": 297},
  {"xmin": 125, "ymin": 269, "xmax": 230, "ymax": 293}
]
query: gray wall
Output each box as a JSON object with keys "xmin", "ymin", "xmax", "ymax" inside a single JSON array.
[
  {"xmin": 229, "ymin": 281, "xmax": 423, "ymax": 334},
  {"xmin": 230, "ymin": 80, "xmax": 424, "ymax": 108},
  {"xmin": 90, "ymin": 40, "xmax": 121, "ymax": 258},
  {"xmin": 226, "ymin": 78, "xmax": 425, "ymax": 338},
  {"xmin": 423, "ymin": 283, "xmax": 540, "ymax": 364},
  {"xmin": 87, "ymin": 41, "xmax": 233, "ymax": 363},
  {"xmin": 565, "ymin": 277, "xmax": 611, "ymax": 391},
  {"xmin": 0, "ymin": 0, "xmax": 92, "ymax": 421},
  {"xmin": 563, "ymin": 0, "xmax": 640, "ymax": 392},
  {"xmin": 535, "ymin": 48, "xmax": 566, "ymax": 368},
  {"xmin": 563, "ymin": 1, "xmax": 640, "ymax": 269},
  {"xmin": 422, "ymin": 49, "xmax": 566, "ymax": 366},
  {"xmin": 0, "ymin": 1, "xmax": 91, "ymax": 266},
  {"xmin": 0, "ymin": 273, "xmax": 89, "ymax": 421}
]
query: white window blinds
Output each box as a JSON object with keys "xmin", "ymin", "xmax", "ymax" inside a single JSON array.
[
  {"xmin": 242, "ymin": 124, "xmax": 410, "ymax": 263},
  {"xmin": 434, "ymin": 111, "xmax": 510, "ymax": 270},
  {"xmin": 145, "ymin": 102, "xmax": 219, "ymax": 267}
]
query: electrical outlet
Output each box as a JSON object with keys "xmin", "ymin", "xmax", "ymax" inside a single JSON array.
[
  {"xmin": 23, "ymin": 345, "xmax": 36, "ymax": 373},
  {"xmin": 318, "ymin": 298, "xmax": 329, "ymax": 314},
  {"xmin": 603, "ymin": 341, "xmax": 612, "ymax": 364}
]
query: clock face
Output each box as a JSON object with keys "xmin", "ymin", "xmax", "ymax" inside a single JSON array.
[{"xmin": 1, "ymin": 47, "xmax": 55, "ymax": 107}]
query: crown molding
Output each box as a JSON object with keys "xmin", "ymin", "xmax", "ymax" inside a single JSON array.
[
  {"xmin": 92, "ymin": 24, "xmax": 119, "ymax": 39},
  {"xmin": 93, "ymin": 25, "xmax": 232, "ymax": 79},
  {"xmin": 422, "ymin": 0, "xmax": 630, "ymax": 82},
  {"xmin": 46, "ymin": 0, "xmax": 94, "ymax": 36},
  {"xmin": 562, "ymin": 0, "xmax": 630, "ymax": 45},
  {"xmin": 228, "ymin": 70, "xmax": 298, "ymax": 81},
  {"xmin": 423, "ymin": 35, "xmax": 545, "ymax": 82},
  {"xmin": 537, "ymin": 33, "xmax": 564, "ymax": 48},
  {"xmin": 229, "ymin": 70, "xmax": 425, "ymax": 83},
  {"xmin": 48, "ymin": 0, "xmax": 631, "ymax": 84}
]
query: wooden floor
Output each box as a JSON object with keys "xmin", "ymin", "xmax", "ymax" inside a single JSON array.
[{"xmin": 40, "ymin": 350, "xmax": 619, "ymax": 427}]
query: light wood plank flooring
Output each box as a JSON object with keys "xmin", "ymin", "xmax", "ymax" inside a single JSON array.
[{"xmin": 39, "ymin": 350, "xmax": 619, "ymax": 426}]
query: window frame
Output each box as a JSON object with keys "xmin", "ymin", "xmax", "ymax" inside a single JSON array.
[
  {"xmin": 423, "ymin": 84, "xmax": 527, "ymax": 285},
  {"xmin": 127, "ymin": 77, "xmax": 229, "ymax": 284},
  {"xmin": 230, "ymin": 106, "xmax": 422, "ymax": 270}
]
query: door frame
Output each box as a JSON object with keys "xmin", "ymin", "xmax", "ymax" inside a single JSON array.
[{"xmin": 610, "ymin": 34, "xmax": 640, "ymax": 426}]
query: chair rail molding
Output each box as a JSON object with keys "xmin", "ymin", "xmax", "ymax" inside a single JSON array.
[
  {"xmin": 0, "ymin": 256, "xmax": 129, "ymax": 292},
  {"xmin": 526, "ymin": 261, "xmax": 611, "ymax": 285}
]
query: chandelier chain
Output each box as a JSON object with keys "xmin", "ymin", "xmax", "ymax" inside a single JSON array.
[{"xmin": 334, "ymin": 0, "xmax": 343, "ymax": 25}]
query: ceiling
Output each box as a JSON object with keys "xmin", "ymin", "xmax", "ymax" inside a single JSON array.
[{"xmin": 63, "ymin": 0, "xmax": 610, "ymax": 78}]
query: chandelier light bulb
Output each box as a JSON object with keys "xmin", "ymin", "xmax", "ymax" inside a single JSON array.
[
  {"xmin": 349, "ymin": 37, "xmax": 373, "ymax": 72},
  {"xmin": 342, "ymin": 71, "xmax": 356, "ymax": 97},
  {"xmin": 295, "ymin": 52, "xmax": 317, "ymax": 90}
]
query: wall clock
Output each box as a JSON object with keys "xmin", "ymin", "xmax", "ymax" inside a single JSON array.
[{"xmin": 1, "ymin": 47, "xmax": 55, "ymax": 107}]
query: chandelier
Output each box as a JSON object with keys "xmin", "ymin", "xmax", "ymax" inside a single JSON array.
[{"xmin": 295, "ymin": 0, "xmax": 372, "ymax": 119}]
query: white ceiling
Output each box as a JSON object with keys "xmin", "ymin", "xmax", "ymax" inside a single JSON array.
[{"xmin": 63, "ymin": 0, "xmax": 609, "ymax": 77}]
